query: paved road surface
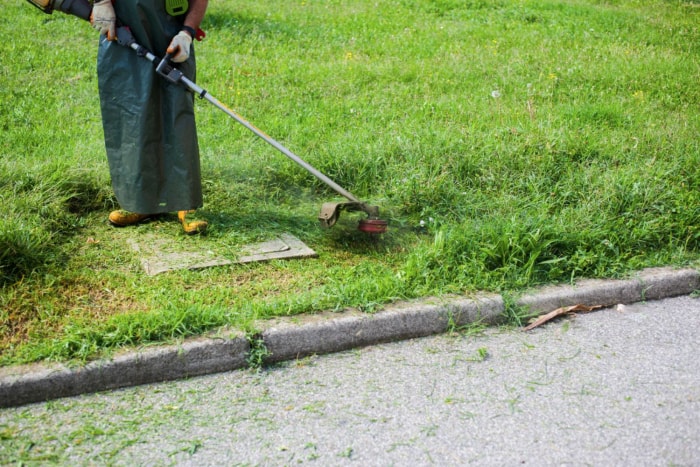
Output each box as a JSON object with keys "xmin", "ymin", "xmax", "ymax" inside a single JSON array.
[{"xmin": 1, "ymin": 295, "xmax": 699, "ymax": 465}]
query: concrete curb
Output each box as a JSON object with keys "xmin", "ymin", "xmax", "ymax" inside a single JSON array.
[
  {"xmin": 1, "ymin": 267, "xmax": 698, "ymax": 408},
  {"xmin": 261, "ymin": 294, "xmax": 504, "ymax": 364}
]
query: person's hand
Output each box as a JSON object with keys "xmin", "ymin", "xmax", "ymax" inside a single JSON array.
[
  {"xmin": 90, "ymin": 0, "xmax": 116, "ymax": 41},
  {"xmin": 167, "ymin": 31, "xmax": 193, "ymax": 63}
]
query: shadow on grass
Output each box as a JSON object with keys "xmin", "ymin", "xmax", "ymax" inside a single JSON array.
[{"xmin": 201, "ymin": 202, "xmax": 413, "ymax": 257}]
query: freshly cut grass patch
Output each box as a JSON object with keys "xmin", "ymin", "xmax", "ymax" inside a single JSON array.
[{"xmin": 1, "ymin": 0, "xmax": 699, "ymax": 364}]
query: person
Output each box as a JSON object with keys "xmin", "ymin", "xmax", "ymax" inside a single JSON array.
[{"xmin": 91, "ymin": 0, "xmax": 209, "ymax": 234}]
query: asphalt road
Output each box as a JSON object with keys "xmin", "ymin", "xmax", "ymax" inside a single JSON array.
[{"xmin": 1, "ymin": 295, "xmax": 699, "ymax": 465}]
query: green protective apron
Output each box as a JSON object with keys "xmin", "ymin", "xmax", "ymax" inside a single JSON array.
[{"xmin": 97, "ymin": 0, "xmax": 202, "ymax": 214}]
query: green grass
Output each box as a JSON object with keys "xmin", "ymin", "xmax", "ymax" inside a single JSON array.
[{"xmin": 1, "ymin": 0, "xmax": 699, "ymax": 364}]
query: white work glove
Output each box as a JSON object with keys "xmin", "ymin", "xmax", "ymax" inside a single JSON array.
[
  {"xmin": 90, "ymin": 0, "xmax": 116, "ymax": 41},
  {"xmin": 167, "ymin": 30, "xmax": 193, "ymax": 63}
]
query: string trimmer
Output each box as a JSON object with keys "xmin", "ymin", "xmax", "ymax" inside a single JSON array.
[{"xmin": 26, "ymin": 0, "xmax": 388, "ymax": 234}]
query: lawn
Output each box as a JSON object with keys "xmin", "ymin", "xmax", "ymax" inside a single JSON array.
[{"xmin": 1, "ymin": 0, "xmax": 698, "ymax": 364}]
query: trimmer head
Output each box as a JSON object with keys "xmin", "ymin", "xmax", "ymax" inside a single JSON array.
[
  {"xmin": 319, "ymin": 202, "xmax": 388, "ymax": 234},
  {"xmin": 357, "ymin": 218, "xmax": 389, "ymax": 234}
]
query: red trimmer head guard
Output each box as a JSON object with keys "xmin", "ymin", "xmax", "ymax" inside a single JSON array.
[{"xmin": 357, "ymin": 218, "xmax": 389, "ymax": 234}]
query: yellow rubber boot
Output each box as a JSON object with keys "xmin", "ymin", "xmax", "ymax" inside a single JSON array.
[
  {"xmin": 109, "ymin": 210, "xmax": 150, "ymax": 226},
  {"xmin": 178, "ymin": 210, "xmax": 208, "ymax": 235}
]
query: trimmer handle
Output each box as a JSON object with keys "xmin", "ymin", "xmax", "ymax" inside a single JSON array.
[
  {"xmin": 155, "ymin": 53, "xmax": 185, "ymax": 85},
  {"xmin": 160, "ymin": 53, "xmax": 174, "ymax": 67}
]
